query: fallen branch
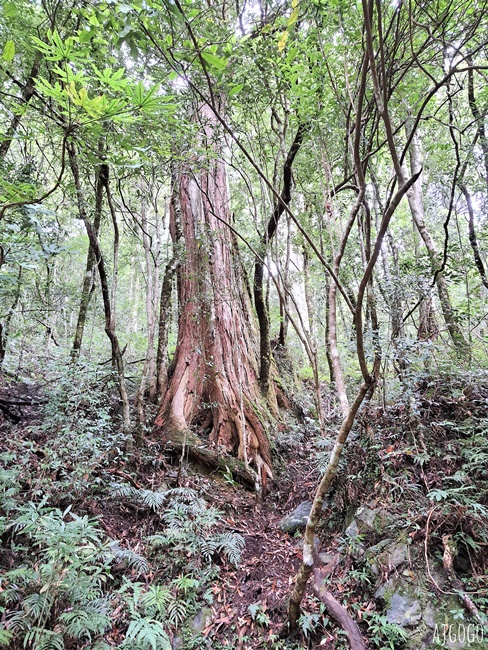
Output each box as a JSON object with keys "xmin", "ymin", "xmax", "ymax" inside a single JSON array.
[
  {"xmin": 0, "ymin": 396, "xmax": 44, "ymax": 406},
  {"xmin": 313, "ymin": 566, "xmax": 366, "ymax": 650},
  {"xmin": 105, "ymin": 468, "xmax": 143, "ymax": 490}
]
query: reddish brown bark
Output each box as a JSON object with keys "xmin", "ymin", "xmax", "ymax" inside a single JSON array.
[{"xmin": 154, "ymin": 111, "xmax": 272, "ymax": 484}]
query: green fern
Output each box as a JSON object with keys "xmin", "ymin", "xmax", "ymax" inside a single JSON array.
[
  {"xmin": 58, "ymin": 600, "xmax": 111, "ymax": 639},
  {"xmin": 110, "ymin": 483, "xmax": 202, "ymax": 513},
  {"xmin": 211, "ymin": 532, "xmax": 245, "ymax": 566},
  {"xmin": 23, "ymin": 627, "xmax": 64, "ymax": 650},
  {"xmin": 0, "ymin": 627, "xmax": 13, "ymax": 647},
  {"xmin": 140, "ymin": 585, "xmax": 172, "ymax": 618},
  {"xmin": 22, "ymin": 592, "xmax": 53, "ymax": 626},
  {"xmin": 172, "ymin": 574, "xmax": 200, "ymax": 594},
  {"xmin": 111, "ymin": 545, "xmax": 149, "ymax": 576},
  {"xmin": 165, "ymin": 597, "xmax": 189, "ymax": 628},
  {"xmin": 123, "ymin": 615, "xmax": 171, "ymax": 650}
]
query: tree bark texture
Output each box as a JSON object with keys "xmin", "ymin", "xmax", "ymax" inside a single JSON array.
[
  {"xmin": 287, "ymin": 381, "xmax": 371, "ymax": 631},
  {"xmin": 154, "ymin": 110, "xmax": 272, "ymax": 484},
  {"xmin": 157, "ymin": 173, "xmax": 183, "ymax": 396},
  {"xmin": 312, "ymin": 567, "xmax": 366, "ymax": 650},
  {"xmin": 0, "ymin": 55, "xmax": 41, "ymax": 159}
]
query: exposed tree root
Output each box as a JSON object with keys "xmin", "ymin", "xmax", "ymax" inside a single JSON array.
[{"xmin": 160, "ymin": 427, "xmax": 261, "ymax": 490}]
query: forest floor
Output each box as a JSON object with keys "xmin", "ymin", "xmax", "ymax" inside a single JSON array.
[{"xmin": 1, "ymin": 369, "xmax": 488, "ymax": 649}]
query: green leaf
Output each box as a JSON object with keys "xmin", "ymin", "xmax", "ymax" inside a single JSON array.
[
  {"xmin": 78, "ymin": 30, "xmax": 93, "ymax": 44},
  {"xmin": 228, "ymin": 84, "xmax": 243, "ymax": 97},
  {"xmin": 2, "ymin": 40, "xmax": 15, "ymax": 62},
  {"xmin": 288, "ymin": 6, "xmax": 299, "ymax": 26},
  {"xmin": 0, "ymin": 628, "xmax": 13, "ymax": 647},
  {"xmin": 201, "ymin": 51, "xmax": 228, "ymax": 71},
  {"xmin": 2, "ymin": 3, "xmax": 17, "ymax": 17}
]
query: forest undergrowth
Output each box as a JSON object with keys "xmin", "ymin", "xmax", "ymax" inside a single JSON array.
[{"xmin": 0, "ymin": 363, "xmax": 487, "ymax": 649}]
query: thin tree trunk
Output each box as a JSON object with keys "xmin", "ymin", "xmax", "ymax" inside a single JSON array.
[
  {"xmin": 136, "ymin": 191, "xmax": 154, "ymax": 423},
  {"xmin": 468, "ymin": 63, "xmax": 488, "ymax": 185},
  {"xmin": 156, "ymin": 174, "xmax": 183, "ymax": 397},
  {"xmin": 68, "ymin": 141, "xmax": 131, "ymax": 430},
  {"xmin": 253, "ymin": 123, "xmax": 307, "ymax": 396},
  {"xmin": 287, "ymin": 382, "xmax": 371, "ymax": 630},
  {"xmin": 278, "ymin": 214, "xmax": 292, "ymax": 346},
  {"xmin": 0, "ymin": 55, "xmax": 41, "ymax": 159},
  {"xmin": 0, "ymin": 267, "xmax": 22, "ymax": 367},
  {"xmin": 406, "ymin": 128, "xmax": 469, "ymax": 352},
  {"xmin": 287, "ymin": 10, "xmax": 422, "ymax": 622},
  {"xmin": 372, "ymin": 172, "xmax": 407, "ymax": 375},
  {"xmin": 458, "ymin": 184, "xmax": 488, "ymax": 289},
  {"xmin": 463, "ymin": 66, "xmax": 488, "ymax": 289},
  {"xmin": 71, "ymin": 146, "xmax": 106, "ymax": 360}
]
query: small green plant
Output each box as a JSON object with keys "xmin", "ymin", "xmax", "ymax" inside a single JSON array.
[
  {"xmin": 140, "ymin": 487, "xmax": 245, "ymax": 569},
  {"xmin": 247, "ymin": 602, "xmax": 270, "ymax": 627},
  {"xmin": 24, "ymin": 361, "xmax": 131, "ymax": 500},
  {"xmin": 297, "ymin": 611, "xmax": 320, "ymax": 638},
  {"xmin": 362, "ymin": 611, "xmax": 409, "ymax": 649}
]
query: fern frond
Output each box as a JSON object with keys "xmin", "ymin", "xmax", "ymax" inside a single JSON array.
[
  {"xmin": 214, "ymin": 532, "xmax": 245, "ymax": 566},
  {"xmin": 111, "ymin": 546, "xmax": 149, "ymax": 576},
  {"xmin": 165, "ymin": 597, "xmax": 188, "ymax": 628},
  {"xmin": 59, "ymin": 602, "xmax": 111, "ymax": 639},
  {"xmin": 124, "ymin": 615, "xmax": 171, "ymax": 650},
  {"xmin": 23, "ymin": 627, "xmax": 64, "ymax": 650},
  {"xmin": 22, "ymin": 592, "xmax": 53, "ymax": 625},
  {"xmin": 141, "ymin": 585, "xmax": 172, "ymax": 619}
]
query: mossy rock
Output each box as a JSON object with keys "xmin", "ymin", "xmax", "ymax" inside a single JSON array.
[{"xmin": 374, "ymin": 568, "xmax": 486, "ymax": 649}]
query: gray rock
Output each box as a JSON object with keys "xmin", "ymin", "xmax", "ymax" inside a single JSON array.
[
  {"xmin": 172, "ymin": 608, "xmax": 212, "ymax": 649},
  {"xmin": 318, "ymin": 551, "xmax": 336, "ymax": 565},
  {"xmin": 386, "ymin": 542, "xmax": 409, "ymax": 569},
  {"xmin": 278, "ymin": 501, "xmax": 313, "ymax": 533},
  {"xmin": 343, "ymin": 519, "xmax": 366, "ymax": 558},
  {"xmin": 365, "ymin": 538, "xmax": 393, "ymax": 557},
  {"xmin": 422, "ymin": 603, "xmax": 436, "ymax": 629},
  {"xmin": 344, "ymin": 519, "xmax": 360, "ymax": 539},
  {"xmin": 355, "ymin": 505, "xmax": 393, "ymax": 534},
  {"xmin": 371, "ymin": 541, "xmax": 409, "ymax": 575},
  {"xmin": 355, "ymin": 505, "xmax": 379, "ymax": 530},
  {"xmin": 386, "ymin": 593, "xmax": 422, "ymax": 627},
  {"xmin": 374, "ymin": 577, "xmax": 396, "ymax": 602},
  {"xmin": 295, "ymin": 536, "xmax": 320, "ymax": 552},
  {"xmin": 365, "ymin": 539, "xmax": 392, "ymax": 575}
]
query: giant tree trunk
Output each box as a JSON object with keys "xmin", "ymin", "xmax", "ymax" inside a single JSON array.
[{"xmin": 154, "ymin": 108, "xmax": 272, "ymax": 485}]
